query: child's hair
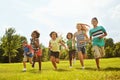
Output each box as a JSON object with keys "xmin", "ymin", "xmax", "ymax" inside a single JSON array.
[
  {"xmin": 66, "ymin": 32, "xmax": 73, "ymax": 39},
  {"xmin": 50, "ymin": 31, "xmax": 58, "ymax": 38},
  {"xmin": 22, "ymin": 40, "xmax": 27, "ymax": 44},
  {"xmin": 92, "ymin": 17, "xmax": 98, "ymax": 22},
  {"xmin": 77, "ymin": 23, "xmax": 88, "ymax": 32},
  {"xmin": 31, "ymin": 30, "xmax": 40, "ymax": 38}
]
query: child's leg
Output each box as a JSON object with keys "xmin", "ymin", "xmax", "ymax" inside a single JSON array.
[
  {"xmin": 38, "ymin": 56, "xmax": 41, "ymax": 71},
  {"xmin": 32, "ymin": 55, "xmax": 36, "ymax": 68},
  {"xmin": 50, "ymin": 56, "xmax": 57, "ymax": 69},
  {"xmin": 23, "ymin": 61, "xmax": 26, "ymax": 68},
  {"xmin": 54, "ymin": 52, "xmax": 60, "ymax": 64},
  {"xmin": 29, "ymin": 57, "xmax": 33, "ymax": 64},
  {"xmin": 55, "ymin": 58, "xmax": 59, "ymax": 64},
  {"xmin": 78, "ymin": 51, "xmax": 84, "ymax": 67},
  {"xmin": 93, "ymin": 46, "xmax": 101, "ymax": 69},
  {"xmin": 23, "ymin": 56, "xmax": 27, "ymax": 68},
  {"xmin": 95, "ymin": 58, "xmax": 100, "ymax": 69},
  {"xmin": 69, "ymin": 51, "xmax": 72, "ymax": 66}
]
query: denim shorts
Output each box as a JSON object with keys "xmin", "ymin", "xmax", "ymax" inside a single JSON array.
[{"xmin": 77, "ymin": 46, "xmax": 86, "ymax": 54}]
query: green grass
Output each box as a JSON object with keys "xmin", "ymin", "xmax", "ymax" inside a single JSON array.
[{"xmin": 0, "ymin": 58, "xmax": 120, "ymax": 80}]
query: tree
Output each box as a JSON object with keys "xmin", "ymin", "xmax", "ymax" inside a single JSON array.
[
  {"xmin": 113, "ymin": 42, "xmax": 120, "ymax": 57},
  {"xmin": 104, "ymin": 38, "xmax": 114, "ymax": 58},
  {"xmin": 1, "ymin": 28, "xmax": 21, "ymax": 63}
]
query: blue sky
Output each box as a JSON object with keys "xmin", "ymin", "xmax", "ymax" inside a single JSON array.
[{"xmin": 0, "ymin": 0, "xmax": 120, "ymax": 46}]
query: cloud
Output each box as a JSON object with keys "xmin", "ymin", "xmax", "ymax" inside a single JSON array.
[{"xmin": 111, "ymin": 4, "xmax": 120, "ymax": 19}]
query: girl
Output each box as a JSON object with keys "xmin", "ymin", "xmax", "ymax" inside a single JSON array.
[
  {"xmin": 49, "ymin": 31, "xmax": 66, "ymax": 70},
  {"xmin": 22, "ymin": 40, "xmax": 33, "ymax": 72},
  {"xmin": 31, "ymin": 30, "xmax": 42, "ymax": 71},
  {"xmin": 73, "ymin": 23, "xmax": 89, "ymax": 69},
  {"xmin": 66, "ymin": 32, "xmax": 76, "ymax": 68}
]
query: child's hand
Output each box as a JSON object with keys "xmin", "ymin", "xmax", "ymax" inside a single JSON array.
[
  {"xmin": 26, "ymin": 52, "xmax": 30, "ymax": 55},
  {"xmin": 80, "ymin": 40, "xmax": 84, "ymax": 44},
  {"xmin": 99, "ymin": 35, "xmax": 104, "ymax": 39}
]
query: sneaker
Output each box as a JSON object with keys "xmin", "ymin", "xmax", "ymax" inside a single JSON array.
[
  {"xmin": 69, "ymin": 66, "xmax": 72, "ymax": 68},
  {"xmin": 82, "ymin": 66, "xmax": 85, "ymax": 69},
  {"xmin": 22, "ymin": 68, "xmax": 26, "ymax": 72}
]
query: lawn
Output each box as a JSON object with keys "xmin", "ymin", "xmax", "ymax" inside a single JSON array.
[{"xmin": 0, "ymin": 58, "xmax": 120, "ymax": 80}]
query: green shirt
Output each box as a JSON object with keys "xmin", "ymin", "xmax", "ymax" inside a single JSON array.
[
  {"xmin": 67, "ymin": 39, "xmax": 75, "ymax": 50},
  {"xmin": 89, "ymin": 26, "xmax": 106, "ymax": 47}
]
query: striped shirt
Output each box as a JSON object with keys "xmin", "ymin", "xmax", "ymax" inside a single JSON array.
[{"xmin": 89, "ymin": 26, "xmax": 106, "ymax": 47}]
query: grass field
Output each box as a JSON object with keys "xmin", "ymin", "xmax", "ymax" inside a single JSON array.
[{"xmin": 0, "ymin": 58, "xmax": 120, "ymax": 80}]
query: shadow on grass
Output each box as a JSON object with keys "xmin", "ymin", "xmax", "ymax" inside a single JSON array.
[
  {"xmin": 56, "ymin": 68, "xmax": 70, "ymax": 72},
  {"xmin": 103, "ymin": 67, "xmax": 120, "ymax": 71},
  {"xmin": 76, "ymin": 67, "xmax": 96, "ymax": 71},
  {"xmin": 76, "ymin": 67, "xmax": 120, "ymax": 71}
]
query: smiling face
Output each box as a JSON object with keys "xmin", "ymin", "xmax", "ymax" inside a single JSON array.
[
  {"xmin": 50, "ymin": 32, "xmax": 58, "ymax": 40},
  {"xmin": 67, "ymin": 33, "xmax": 73, "ymax": 39},
  {"xmin": 76, "ymin": 24, "xmax": 82, "ymax": 31},
  {"xmin": 91, "ymin": 18, "xmax": 98, "ymax": 28}
]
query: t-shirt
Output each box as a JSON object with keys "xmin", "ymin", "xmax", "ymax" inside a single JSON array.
[
  {"xmin": 23, "ymin": 45, "xmax": 33, "ymax": 56},
  {"xmin": 50, "ymin": 38, "xmax": 61, "ymax": 52},
  {"xmin": 89, "ymin": 26, "xmax": 106, "ymax": 47},
  {"xmin": 67, "ymin": 39, "xmax": 75, "ymax": 50},
  {"xmin": 75, "ymin": 31, "xmax": 86, "ymax": 47}
]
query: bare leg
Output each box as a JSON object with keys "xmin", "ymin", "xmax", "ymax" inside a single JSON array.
[
  {"xmin": 29, "ymin": 58, "xmax": 33, "ymax": 64},
  {"xmin": 55, "ymin": 58, "xmax": 59, "ymax": 64},
  {"xmin": 50, "ymin": 56, "xmax": 57, "ymax": 70},
  {"xmin": 23, "ymin": 61, "xmax": 26, "ymax": 68},
  {"xmin": 95, "ymin": 58, "xmax": 100, "ymax": 69},
  {"xmin": 78, "ymin": 51, "xmax": 84, "ymax": 67},
  {"xmin": 32, "ymin": 56, "xmax": 36, "ymax": 68},
  {"xmin": 38, "ymin": 56, "xmax": 41, "ymax": 71}
]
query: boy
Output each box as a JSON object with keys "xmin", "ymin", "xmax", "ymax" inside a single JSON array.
[
  {"xmin": 22, "ymin": 40, "xmax": 33, "ymax": 72},
  {"xmin": 89, "ymin": 17, "xmax": 107, "ymax": 69}
]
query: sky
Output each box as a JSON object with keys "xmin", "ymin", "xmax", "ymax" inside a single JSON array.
[{"xmin": 0, "ymin": 0, "xmax": 120, "ymax": 46}]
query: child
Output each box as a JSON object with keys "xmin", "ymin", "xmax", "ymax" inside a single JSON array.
[
  {"xmin": 89, "ymin": 17, "xmax": 107, "ymax": 69},
  {"xmin": 49, "ymin": 31, "xmax": 66, "ymax": 70},
  {"xmin": 31, "ymin": 30, "xmax": 42, "ymax": 71},
  {"xmin": 22, "ymin": 40, "xmax": 33, "ymax": 72},
  {"xmin": 73, "ymin": 23, "xmax": 89, "ymax": 69},
  {"xmin": 66, "ymin": 32, "xmax": 76, "ymax": 68}
]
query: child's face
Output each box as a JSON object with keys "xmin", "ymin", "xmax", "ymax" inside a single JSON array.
[
  {"xmin": 51, "ymin": 33, "xmax": 57, "ymax": 39},
  {"xmin": 31, "ymin": 32, "xmax": 37, "ymax": 38},
  {"xmin": 77, "ymin": 24, "xmax": 82, "ymax": 31},
  {"xmin": 91, "ymin": 19, "xmax": 98, "ymax": 27},
  {"xmin": 22, "ymin": 42, "xmax": 27, "ymax": 47},
  {"xmin": 67, "ymin": 34, "xmax": 72, "ymax": 39}
]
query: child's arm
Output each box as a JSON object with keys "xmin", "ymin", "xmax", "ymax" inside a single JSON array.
[
  {"xmin": 34, "ymin": 38, "xmax": 40, "ymax": 48},
  {"xmin": 99, "ymin": 32, "xmax": 107, "ymax": 39},
  {"xmin": 72, "ymin": 33, "xmax": 76, "ymax": 48},
  {"xmin": 59, "ymin": 40, "xmax": 66, "ymax": 49},
  {"xmin": 49, "ymin": 41, "xmax": 52, "ymax": 50}
]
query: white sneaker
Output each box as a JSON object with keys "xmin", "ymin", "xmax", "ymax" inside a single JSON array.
[
  {"xmin": 82, "ymin": 66, "xmax": 85, "ymax": 69},
  {"xmin": 22, "ymin": 68, "xmax": 26, "ymax": 72},
  {"xmin": 69, "ymin": 66, "xmax": 72, "ymax": 68}
]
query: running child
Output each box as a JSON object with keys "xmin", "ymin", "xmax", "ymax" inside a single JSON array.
[
  {"xmin": 31, "ymin": 30, "xmax": 42, "ymax": 71},
  {"xmin": 89, "ymin": 17, "xmax": 107, "ymax": 69},
  {"xmin": 66, "ymin": 32, "xmax": 76, "ymax": 68},
  {"xmin": 73, "ymin": 23, "xmax": 89, "ymax": 69},
  {"xmin": 22, "ymin": 40, "xmax": 34, "ymax": 72},
  {"xmin": 49, "ymin": 31, "xmax": 66, "ymax": 70}
]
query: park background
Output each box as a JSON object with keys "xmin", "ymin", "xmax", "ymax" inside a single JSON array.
[{"xmin": 0, "ymin": 0, "xmax": 120, "ymax": 80}]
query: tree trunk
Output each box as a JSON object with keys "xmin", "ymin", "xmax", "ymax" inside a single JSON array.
[{"xmin": 9, "ymin": 52, "xmax": 11, "ymax": 63}]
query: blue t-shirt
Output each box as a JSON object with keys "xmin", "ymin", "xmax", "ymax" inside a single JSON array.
[
  {"xmin": 23, "ymin": 46, "xmax": 33, "ymax": 57},
  {"xmin": 89, "ymin": 26, "xmax": 106, "ymax": 47}
]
